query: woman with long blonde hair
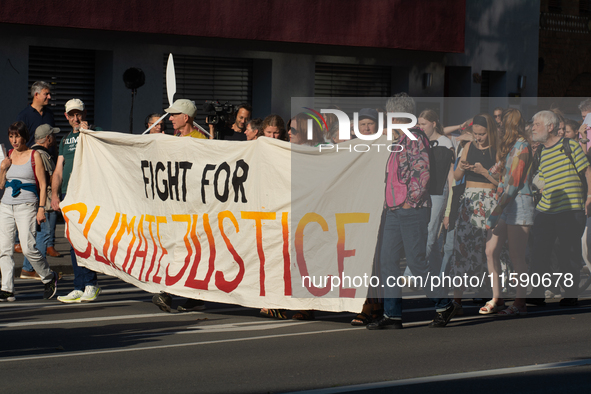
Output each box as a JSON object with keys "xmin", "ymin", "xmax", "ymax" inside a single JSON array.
[{"xmin": 483, "ymin": 108, "xmax": 534, "ymax": 315}]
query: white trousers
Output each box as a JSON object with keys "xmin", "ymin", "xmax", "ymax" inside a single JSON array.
[{"xmin": 0, "ymin": 202, "xmax": 52, "ymax": 293}]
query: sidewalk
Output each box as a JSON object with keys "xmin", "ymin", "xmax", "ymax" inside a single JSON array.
[{"xmin": 13, "ymin": 223, "xmax": 74, "ymax": 275}]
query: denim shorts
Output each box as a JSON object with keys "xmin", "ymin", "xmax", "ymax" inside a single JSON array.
[{"xmin": 500, "ymin": 193, "xmax": 534, "ymax": 226}]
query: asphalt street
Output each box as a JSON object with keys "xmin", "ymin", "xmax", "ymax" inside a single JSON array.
[{"xmin": 1, "ymin": 273, "xmax": 590, "ymax": 394}]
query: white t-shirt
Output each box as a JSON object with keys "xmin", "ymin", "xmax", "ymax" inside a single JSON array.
[{"xmin": 435, "ymin": 134, "xmax": 453, "ymax": 149}]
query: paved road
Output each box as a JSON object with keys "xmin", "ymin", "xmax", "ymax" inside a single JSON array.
[{"xmin": 1, "ymin": 274, "xmax": 590, "ymax": 394}]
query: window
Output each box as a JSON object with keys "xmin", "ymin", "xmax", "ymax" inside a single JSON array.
[
  {"xmin": 163, "ymin": 54, "xmax": 253, "ymax": 127},
  {"xmin": 314, "ymin": 63, "xmax": 391, "ymax": 97},
  {"xmin": 28, "ymin": 46, "xmax": 96, "ymax": 133}
]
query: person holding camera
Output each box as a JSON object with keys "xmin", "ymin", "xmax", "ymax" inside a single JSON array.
[{"xmin": 207, "ymin": 103, "xmax": 251, "ymax": 141}]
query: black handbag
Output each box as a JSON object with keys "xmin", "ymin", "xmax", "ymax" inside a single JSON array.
[{"xmin": 448, "ymin": 182, "xmax": 466, "ymax": 231}]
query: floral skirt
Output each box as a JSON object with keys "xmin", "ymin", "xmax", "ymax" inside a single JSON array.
[{"xmin": 452, "ymin": 187, "xmax": 497, "ymax": 277}]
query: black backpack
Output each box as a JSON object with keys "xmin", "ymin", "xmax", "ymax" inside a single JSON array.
[
  {"xmin": 531, "ymin": 138, "xmax": 588, "ymax": 205},
  {"xmin": 413, "ymin": 129, "xmax": 455, "ymax": 195}
]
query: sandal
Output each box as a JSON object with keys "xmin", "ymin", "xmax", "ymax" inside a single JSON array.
[
  {"xmin": 292, "ymin": 310, "xmax": 315, "ymax": 320},
  {"xmin": 259, "ymin": 308, "xmax": 287, "ymax": 319},
  {"xmin": 479, "ymin": 300, "xmax": 504, "ymax": 315},
  {"xmin": 351, "ymin": 312, "xmax": 372, "ymax": 326},
  {"xmin": 497, "ymin": 305, "xmax": 527, "ymax": 316}
]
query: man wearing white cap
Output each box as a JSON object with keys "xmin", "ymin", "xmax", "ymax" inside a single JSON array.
[
  {"xmin": 152, "ymin": 99, "xmax": 207, "ymax": 312},
  {"xmin": 52, "ymin": 99, "xmax": 101, "ymax": 303},
  {"xmin": 20, "ymin": 124, "xmax": 60, "ymax": 280},
  {"xmin": 165, "ymin": 99, "xmax": 207, "ymax": 139}
]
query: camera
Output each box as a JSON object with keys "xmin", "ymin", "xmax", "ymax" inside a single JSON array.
[{"xmin": 203, "ymin": 100, "xmax": 236, "ymax": 126}]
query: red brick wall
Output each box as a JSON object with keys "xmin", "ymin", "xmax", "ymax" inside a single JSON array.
[{"xmin": 0, "ymin": 0, "xmax": 465, "ymax": 53}]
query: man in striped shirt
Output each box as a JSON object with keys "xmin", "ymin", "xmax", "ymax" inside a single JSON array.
[{"xmin": 528, "ymin": 110, "xmax": 591, "ymax": 307}]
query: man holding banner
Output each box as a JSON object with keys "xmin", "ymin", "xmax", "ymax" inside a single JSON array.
[
  {"xmin": 165, "ymin": 99, "xmax": 207, "ymax": 139},
  {"xmin": 151, "ymin": 98, "xmax": 207, "ymax": 312},
  {"xmin": 53, "ymin": 99, "xmax": 101, "ymax": 303}
]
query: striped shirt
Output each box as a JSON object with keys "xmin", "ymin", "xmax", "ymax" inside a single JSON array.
[{"xmin": 537, "ymin": 138, "xmax": 589, "ymax": 213}]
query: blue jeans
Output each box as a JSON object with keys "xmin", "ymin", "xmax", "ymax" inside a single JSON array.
[
  {"xmin": 380, "ymin": 208, "xmax": 452, "ymax": 319},
  {"xmin": 440, "ymin": 227, "xmax": 455, "ymax": 276},
  {"xmin": 403, "ymin": 187, "xmax": 448, "ymax": 276},
  {"xmin": 46, "ymin": 210, "xmax": 58, "ymax": 248},
  {"xmin": 62, "ymin": 194, "xmax": 97, "ymax": 290},
  {"xmin": 22, "ymin": 214, "xmax": 50, "ymax": 271}
]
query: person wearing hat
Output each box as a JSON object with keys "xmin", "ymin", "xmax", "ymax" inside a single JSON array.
[
  {"xmin": 52, "ymin": 99, "xmax": 101, "ymax": 303},
  {"xmin": 20, "ymin": 124, "xmax": 61, "ymax": 279},
  {"xmin": 152, "ymin": 98, "xmax": 207, "ymax": 313},
  {"xmin": 165, "ymin": 99, "xmax": 207, "ymax": 139},
  {"xmin": 356, "ymin": 108, "xmax": 380, "ymax": 137}
]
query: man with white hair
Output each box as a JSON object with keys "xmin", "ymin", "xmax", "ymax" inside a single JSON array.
[
  {"xmin": 527, "ymin": 110, "xmax": 591, "ymax": 307},
  {"xmin": 367, "ymin": 93, "xmax": 457, "ymax": 330}
]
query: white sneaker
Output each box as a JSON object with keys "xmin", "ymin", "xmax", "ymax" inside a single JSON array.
[
  {"xmin": 80, "ymin": 285, "xmax": 101, "ymax": 302},
  {"xmin": 57, "ymin": 290, "xmax": 84, "ymax": 304},
  {"xmin": 545, "ymin": 289, "xmax": 561, "ymax": 299}
]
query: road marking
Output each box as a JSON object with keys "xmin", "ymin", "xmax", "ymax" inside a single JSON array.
[
  {"xmin": 287, "ymin": 359, "xmax": 591, "ymax": 393},
  {"xmin": 1, "ymin": 286, "xmax": 148, "ymax": 301},
  {"xmin": 126, "ymin": 320, "xmax": 315, "ymax": 338},
  {"xmin": 0, "ymin": 307, "xmax": 248, "ymax": 328},
  {"xmin": 1, "ymin": 306, "xmax": 590, "ymax": 362},
  {"xmin": 0, "ymin": 326, "xmax": 364, "ymax": 363},
  {"xmin": 0, "ymin": 299, "xmax": 146, "ymax": 313},
  {"xmin": 1, "ymin": 300, "xmax": 589, "ymax": 328}
]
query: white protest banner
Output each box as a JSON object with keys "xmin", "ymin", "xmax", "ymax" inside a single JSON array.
[{"xmin": 61, "ymin": 131, "xmax": 389, "ymax": 312}]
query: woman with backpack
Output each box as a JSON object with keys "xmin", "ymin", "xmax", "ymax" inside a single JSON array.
[
  {"xmin": 483, "ymin": 109, "xmax": 534, "ymax": 316},
  {"xmin": 417, "ymin": 110, "xmax": 455, "ymax": 276},
  {"xmin": 451, "ymin": 114, "xmax": 499, "ymax": 310},
  {"xmin": 0, "ymin": 121, "xmax": 57, "ymax": 301}
]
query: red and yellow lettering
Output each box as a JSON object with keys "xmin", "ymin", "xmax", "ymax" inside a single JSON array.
[
  {"xmin": 186, "ymin": 214, "xmax": 216, "ymax": 290},
  {"xmin": 152, "ymin": 216, "xmax": 167, "ymax": 284},
  {"xmin": 215, "ymin": 211, "xmax": 245, "ymax": 293},
  {"xmin": 165, "ymin": 215, "xmax": 193, "ymax": 286},
  {"xmin": 113, "ymin": 214, "xmax": 136, "ymax": 271},
  {"xmin": 142, "ymin": 215, "xmax": 157, "ymax": 282},
  {"xmin": 241, "ymin": 211, "xmax": 276, "ymax": 296},
  {"xmin": 295, "ymin": 213, "xmax": 331, "ymax": 296},
  {"xmin": 335, "ymin": 213, "xmax": 369, "ymax": 298},
  {"xmin": 62, "ymin": 203, "xmax": 100, "ymax": 259},
  {"xmin": 282, "ymin": 212, "xmax": 291, "ymax": 296},
  {"xmin": 127, "ymin": 215, "xmax": 148, "ymax": 275}
]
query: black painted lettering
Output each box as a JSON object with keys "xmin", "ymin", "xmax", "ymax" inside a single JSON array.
[
  {"xmin": 214, "ymin": 162, "xmax": 230, "ymax": 203},
  {"xmin": 168, "ymin": 161, "xmax": 180, "ymax": 201},
  {"xmin": 232, "ymin": 159, "xmax": 249, "ymax": 203},
  {"xmin": 155, "ymin": 162, "xmax": 169, "ymax": 201},
  {"xmin": 201, "ymin": 164, "xmax": 216, "ymax": 204},
  {"xmin": 141, "ymin": 161, "xmax": 150, "ymax": 199},
  {"xmin": 179, "ymin": 161, "xmax": 193, "ymax": 202},
  {"xmin": 150, "ymin": 161, "xmax": 155, "ymax": 199}
]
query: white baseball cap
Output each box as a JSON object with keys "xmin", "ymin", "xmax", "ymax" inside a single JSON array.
[
  {"xmin": 165, "ymin": 99, "xmax": 197, "ymax": 118},
  {"xmin": 65, "ymin": 98, "xmax": 85, "ymax": 113}
]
